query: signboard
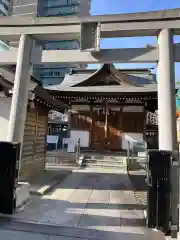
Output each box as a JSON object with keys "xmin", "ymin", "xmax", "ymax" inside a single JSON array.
[
  {"xmin": 47, "ymin": 135, "xmax": 59, "ymax": 150},
  {"xmin": 67, "ymin": 143, "xmax": 75, "ymax": 153},
  {"xmin": 63, "ymin": 138, "xmax": 73, "ymax": 145},
  {"xmin": 47, "ymin": 135, "xmax": 59, "ymax": 144},
  {"xmin": 63, "ymin": 138, "xmax": 75, "ymax": 153}
]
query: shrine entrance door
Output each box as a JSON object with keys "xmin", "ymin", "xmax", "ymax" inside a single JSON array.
[{"xmin": 91, "ymin": 109, "xmax": 121, "ymax": 151}]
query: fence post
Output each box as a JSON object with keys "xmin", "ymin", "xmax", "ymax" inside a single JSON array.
[
  {"xmin": 76, "ymin": 138, "xmax": 81, "ymax": 165},
  {"xmin": 147, "ymin": 150, "xmax": 171, "ymax": 234},
  {"xmin": 170, "ymin": 145, "xmax": 179, "ymax": 238}
]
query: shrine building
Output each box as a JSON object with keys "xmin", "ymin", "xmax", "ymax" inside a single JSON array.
[{"xmin": 46, "ymin": 64, "xmax": 158, "ymax": 151}]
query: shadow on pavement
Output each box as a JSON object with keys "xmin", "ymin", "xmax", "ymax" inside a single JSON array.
[{"xmin": 0, "ymin": 218, "xmax": 166, "ymax": 240}]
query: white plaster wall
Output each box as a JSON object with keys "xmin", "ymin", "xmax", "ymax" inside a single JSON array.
[
  {"xmin": 70, "ymin": 130, "xmax": 89, "ymax": 148},
  {"xmin": 0, "ymin": 97, "xmax": 11, "ymax": 141},
  {"xmin": 121, "ymin": 132, "xmax": 144, "ymax": 150}
]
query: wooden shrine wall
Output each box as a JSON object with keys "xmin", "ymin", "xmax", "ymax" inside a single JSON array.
[
  {"xmin": 122, "ymin": 112, "xmax": 144, "ymax": 133},
  {"xmin": 21, "ymin": 105, "xmax": 48, "ymax": 181},
  {"xmin": 71, "ymin": 109, "xmax": 145, "ymax": 150}
]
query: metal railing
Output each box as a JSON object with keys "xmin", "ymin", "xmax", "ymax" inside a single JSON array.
[
  {"xmin": 127, "ymin": 140, "xmax": 148, "ymax": 159},
  {"xmin": 46, "ymin": 138, "xmax": 81, "ymax": 166},
  {"xmin": 127, "ymin": 141, "xmax": 148, "ymax": 177},
  {"xmin": 76, "ymin": 138, "xmax": 81, "ymax": 164}
]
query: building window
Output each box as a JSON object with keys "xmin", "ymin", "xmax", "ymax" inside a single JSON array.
[
  {"xmin": 43, "ymin": 40, "xmax": 79, "ymax": 50},
  {"xmin": 37, "ymin": 67, "xmax": 70, "ymax": 78},
  {"xmin": 44, "ymin": 5, "xmax": 80, "ymax": 16},
  {"xmin": 43, "ymin": 0, "xmax": 80, "ymax": 8}
]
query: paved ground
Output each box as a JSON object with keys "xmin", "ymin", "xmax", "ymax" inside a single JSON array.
[
  {"xmin": 30, "ymin": 168, "xmax": 75, "ymax": 196},
  {"xmin": 0, "ymin": 167, "xmax": 166, "ymax": 239},
  {"xmin": 127, "ymin": 157, "xmax": 147, "ymax": 205}
]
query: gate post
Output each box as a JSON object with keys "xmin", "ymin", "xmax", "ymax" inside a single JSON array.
[
  {"xmin": 7, "ymin": 35, "xmax": 32, "ymax": 157},
  {"xmin": 147, "ymin": 150, "xmax": 171, "ymax": 234},
  {"xmin": 157, "ymin": 28, "xmax": 177, "ymax": 151},
  {"xmin": 157, "ymin": 29, "xmax": 178, "ymax": 237}
]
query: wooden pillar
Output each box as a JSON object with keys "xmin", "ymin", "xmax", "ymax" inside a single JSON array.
[
  {"xmin": 119, "ymin": 107, "xmax": 123, "ymax": 149},
  {"xmin": 67, "ymin": 110, "xmax": 71, "ymax": 138},
  {"xmin": 67, "ymin": 101, "xmax": 71, "ymax": 138},
  {"xmin": 104, "ymin": 101, "xmax": 108, "ymax": 142},
  {"xmin": 143, "ymin": 105, "xmax": 147, "ymax": 142},
  {"xmin": 90, "ymin": 105, "xmax": 93, "ymax": 148},
  {"xmin": 119, "ymin": 107, "xmax": 123, "ymax": 129}
]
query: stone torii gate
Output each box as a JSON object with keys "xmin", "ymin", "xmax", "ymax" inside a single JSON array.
[
  {"xmin": 0, "ymin": 9, "xmax": 179, "ymax": 152},
  {"xmin": 0, "ymin": 8, "xmax": 179, "ymax": 234}
]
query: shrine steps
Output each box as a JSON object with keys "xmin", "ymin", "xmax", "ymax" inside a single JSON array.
[
  {"xmin": 46, "ymin": 151, "xmax": 77, "ymax": 166},
  {"xmin": 82, "ymin": 154, "xmax": 127, "ymax": 169}
]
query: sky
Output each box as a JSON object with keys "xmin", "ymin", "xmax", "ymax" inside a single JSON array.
[{"xmin": 88, "ymin": 0, "xmax": 180, "ymax": 81}]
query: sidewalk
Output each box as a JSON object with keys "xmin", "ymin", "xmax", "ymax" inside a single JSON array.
[{"xmin": 0, "ymin": 167, "xmax": 167, "ymax": 240}]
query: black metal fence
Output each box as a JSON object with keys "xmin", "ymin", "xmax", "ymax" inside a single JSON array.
[
  {"xmin": 0, "ymin": 141, "xmax": 20, "ymax": 214},
  {"xmin": 127, "ymin": 143, "xmax": 179, "ymax": 237},
  {"xmin": 147, "ymin": 150, "xmax": 171, "ymax": 234}
]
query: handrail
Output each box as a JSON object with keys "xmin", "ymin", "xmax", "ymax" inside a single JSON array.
[
  {"xmin": 127, "ymin": 141, "xmax": 134, "ymax": 160},
  {"xmin": 76, "ymin": 138, "xmax": 81, "ymax": 164},
  {"xmin": 127, "ymin": 140, "xmax": 148, "ymax": 170},
  {"xmin": 127, "ymin": 141, "xmax": 130, "ymax": 159}
]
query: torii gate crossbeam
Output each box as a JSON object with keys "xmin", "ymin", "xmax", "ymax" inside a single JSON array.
[
  {"xmin": 0, "ymin": 8, "xmax": 180, "ymax": 41},
  {"xmin": 1, "ymin": 8, "xmax": 179, "ymax": 237},
  {"xmin": 2, "ymin": 8, "xmax": 178, "ymax": 152}
]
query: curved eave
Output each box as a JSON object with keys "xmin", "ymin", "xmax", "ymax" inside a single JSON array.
[
  {"xmin": 73, "ymin": 64, "xmax": 142, "ymax": 87},
  {"xmin": 73, "ymin": 64, "xmax": 106, "ymax": 87},
  {"xmin": 110, "ymin": 66, "xmax": 140, "ymax": 86}
]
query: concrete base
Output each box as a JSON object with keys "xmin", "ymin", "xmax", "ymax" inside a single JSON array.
[
  {"xmin": 138, "ymin": 152, "xmax": 147, "ymax": 157},
  {"xmin": 16, "ymin": 182, "xmax": 30, "ymax": 208}
]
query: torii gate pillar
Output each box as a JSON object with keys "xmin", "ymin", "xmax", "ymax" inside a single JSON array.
[
  {"xmin": 157, "ymin": 28, "xmax": 177, "ymax": 151},
  {"xmin": 7, "ymin": 34, "xmax": 32, "ymax": 145},
  {"xmin": 157, "ymin": 29, "xmax": 178, "ymax": 238}
]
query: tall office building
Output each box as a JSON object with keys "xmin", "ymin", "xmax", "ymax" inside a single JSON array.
[
  {"xmin": 11, "ymin": 0, "xmax": 91, "ymax": 86},
  {"xmin": 0, "ymin": 0, "xmax": 12, "ymax": 51}
]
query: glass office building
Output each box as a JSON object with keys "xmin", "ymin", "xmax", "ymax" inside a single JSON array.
[
  {"xmin": 42, "ymin": 0, "xmax": 82, "ymax": 16},
  {"xmin": 0, "ymin": 0, "xmax": 11, "ymax": 16},
  {"xmin": 11, "ymin": 0, "xmax": 91, "ymax": 87},
  {"xmin": 0, "ymin": 0, "xmax": 12, "ymax": 51}
]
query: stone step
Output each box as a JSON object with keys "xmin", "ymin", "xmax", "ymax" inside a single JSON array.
[
  {"xmin": 83, "ymin": 160, "xmax": 125, "ymax": 166},
  {"xmin": 47, "ymin": 153, "xmax": 76, "ymax": 157},
  {"xmin": 88, "ymin": 156, "xmax": 125, "ymax": 160},
  {"xmin": 83, "ymin": 163, "xmax": 125, "ymax": 168},
  {"xmin": 47, "ymin": 156, "xmax": 76, "ymax": 159},
  {"xmin": 46, "ymin": 156, "xmax": 77, "ymax": 165},
  {"xmin": 84, "ymin": 159, "xmax": 124, "ymax": 164},
  {"xmin": 86, "ymin": 155, "xmax": 126, "ymax": 159},
  {"xmin": 47, "ymin": 157, "xmax": 76, "ymax": 161}
]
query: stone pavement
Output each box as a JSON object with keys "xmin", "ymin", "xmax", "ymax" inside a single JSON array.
[
  {"xmin": 30, "ymin": 168, "xmax": 74, "ymax": 196},
  {"xmin": 0, "ymin": 167, "xmax": 166, "ymax": 240},
  {"xmin": 127, "ymin": 157, "xmax": 147, "ymax": 206}
]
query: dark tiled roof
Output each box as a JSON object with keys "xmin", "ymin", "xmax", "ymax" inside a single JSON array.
[
  {"xmin": 47, "ymin": 84, "xmax": 157, "ymax": 93},
  {"xmin": 45, "ymin": 64, "xmax": 157, "ymax": 93},
  {"xmin": 0, "ymin": 67, "xmax": 68, "ymax": 111},
  {"xmin": 0, "ymin": 67, "xmax": 39, "ymax": 91}
]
